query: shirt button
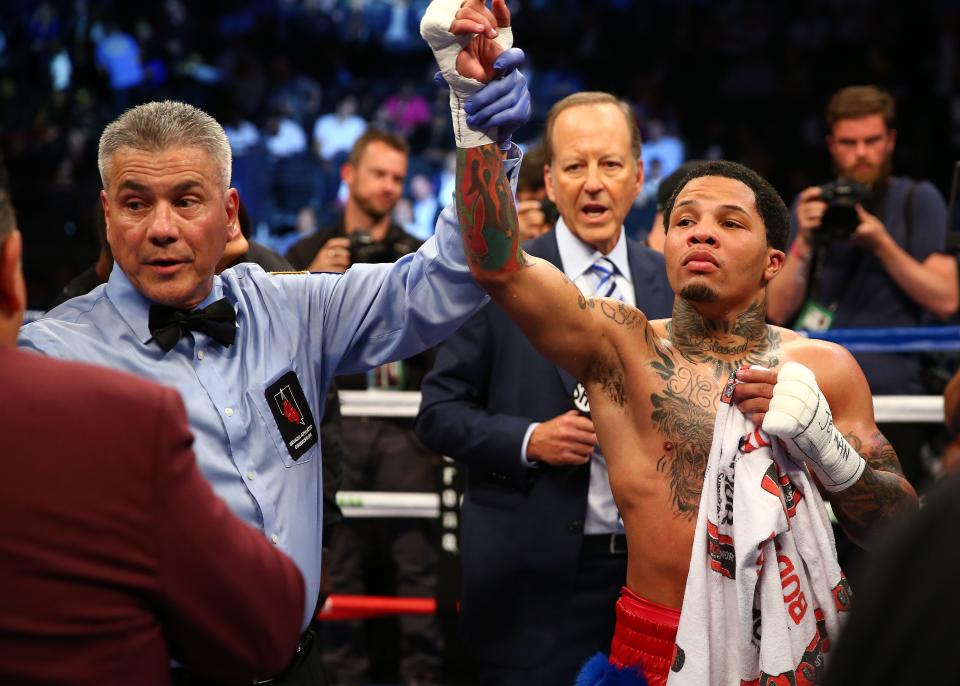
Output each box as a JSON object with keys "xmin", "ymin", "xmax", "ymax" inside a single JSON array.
[
  {"xmin": 197, "ymin": 350, "xmax": 205, "ymax": 360},
  {"xmin": 246, "ymin": 471, "xmax": 255, "ymax": 481},
  {"xmin": 271, "ymin": 534, "xmax": 279, "ymax": 544},
  {"xmin": 224, "ymin": 407, "xmax": 234, "ymax": 417}
]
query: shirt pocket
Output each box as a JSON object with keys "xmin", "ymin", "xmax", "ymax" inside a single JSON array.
[{"xmin": 249, "ymin": 366, "xmax": 320, "ymax": 468}]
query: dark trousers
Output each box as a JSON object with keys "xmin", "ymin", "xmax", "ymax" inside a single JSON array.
[
  {"xmin": 471, "ymin": 547, "xmax": 626, "ymax": 686},
  {"xmin": 322, "ymin": 417, "xmax": 443, "ymax": 685},
  {"xmin": 170, "ymin": 627, "xmax": 328, "ymax": 686}
]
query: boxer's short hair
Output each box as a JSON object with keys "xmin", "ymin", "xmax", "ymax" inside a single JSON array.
[{"xmin": 661, "ymin": 160, "xmax": 790, "ymax": 252}]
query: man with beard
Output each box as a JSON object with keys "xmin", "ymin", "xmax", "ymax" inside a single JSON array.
[
  {"xmin": 767, "ymin": 85, "xmax": 957, "ymax": 487},
  {"xmin": 285, "ymin": 129, "xmax": 419, "ymax": 272}
]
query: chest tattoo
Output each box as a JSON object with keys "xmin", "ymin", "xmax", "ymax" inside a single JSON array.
[
  {"xmin": 648, "ymin": 301, "xmax": 782, "ymax": 519},
  {"xmin": 650, "ymin": 344, "xmax": 717, "ymax": 519}
]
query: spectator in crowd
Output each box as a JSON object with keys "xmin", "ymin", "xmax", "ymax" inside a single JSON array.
[
  {"xmin": 407, "ymin": 173, "xmax": 439, "ymax": 240},
  {"xmin": 286, "ymin": 129, "xmax": 416, "ymax": 272},
  {"xmin": 287, "ymin": 128, "xmax": 444, "ymax": 686},
  {"xmin": 380, "ymin": 81, "xmax": 432, "ymax": 139},
  {"xmin": 264, "ymin": 108, "xmax": 309, "ymax": 159},
  {"xmin": 0, "ymin": 184, "xmax": 305, "ymax": 686},
  {"xmin": 416, "ymin": 91, "xmax": 673, "ymax": 686},
  {"xmin": 94, "ymin": 20, "xmax": 144, "ymax": 108},
  {"xmin": 313, "ymin": 96, "xmax": 368, "ymax": 163},
  {"xmin": 767, "ymin": 85, "xmax": 959, "ymax": 486}
]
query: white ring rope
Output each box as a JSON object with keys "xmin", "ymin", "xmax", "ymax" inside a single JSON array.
[
  {"xmin": 337, "ymin": 392, "xmax": 946, "ymax": 518},
  {"xmin": 339, "ymin": 390, "xmax": 945, "ymax": 423}
]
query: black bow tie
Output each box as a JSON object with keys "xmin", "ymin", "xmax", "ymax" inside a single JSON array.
[{"xmin": 148, "ymin": 297, "xmax": 237, "ymax": 352}]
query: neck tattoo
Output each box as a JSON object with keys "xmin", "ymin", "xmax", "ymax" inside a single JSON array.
[{"xmin": 667, "ymin": 298, "xmax": 781, "ymax": 380}]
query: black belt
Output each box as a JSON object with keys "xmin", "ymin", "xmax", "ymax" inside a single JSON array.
[
  {"xmin": 581, "ymin": 533, "xmax": 628, "ymax": 556},
  {"xmin": 171, "ymin": 627, "xmax": 317, "ymax": 686},
  {"xmin": 252, "ymin": 628, "xmax": 315, "ymax": 685}
]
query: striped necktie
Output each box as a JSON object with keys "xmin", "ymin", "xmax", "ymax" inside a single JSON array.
[{"xmin": 590, "ymin": 256, "xmax": 624, "ymax": 301}]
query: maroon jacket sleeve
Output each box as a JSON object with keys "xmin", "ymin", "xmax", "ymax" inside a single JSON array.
[{"xmin": 150, "ymin": 388, "xmax": 305, "ymax": 681}]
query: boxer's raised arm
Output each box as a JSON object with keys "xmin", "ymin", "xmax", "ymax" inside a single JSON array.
[
  {"xmin": 422, "ymin": 0, "xmax": 621, "ymax": 381},
  {"xmin": 455, "ymin": 144, "xmax": 617, "ymax": 381}
]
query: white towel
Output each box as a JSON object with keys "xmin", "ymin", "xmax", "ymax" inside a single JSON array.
[{"xmin": 668, "ymin": 374, "xmax": 852, "ymax": 685}]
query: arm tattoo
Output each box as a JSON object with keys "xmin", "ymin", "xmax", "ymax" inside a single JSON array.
[
  {"xmin": 599, "ymin": 300, "xmax": 646, "ymax": 329},
  {"xmin": 830, "ymin": 430, "xmax": 917, "ymax": 545},
  {"xmin": 456, "ymin": 144, "xmax": 524, "ymax": 273}
]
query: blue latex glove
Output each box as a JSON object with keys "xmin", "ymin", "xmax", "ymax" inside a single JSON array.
[{"xmin": 434, "ymin": 47, "xmax": 531, "ymax": 150}]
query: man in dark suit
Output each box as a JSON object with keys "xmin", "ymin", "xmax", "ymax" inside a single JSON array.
[
  {"xmin": 415, "ymin": 92, "xmax": 674, "ymax": 685},
  {"xmin": 0, "ymin": 186, "xmax": 305, "ymax": 685}
]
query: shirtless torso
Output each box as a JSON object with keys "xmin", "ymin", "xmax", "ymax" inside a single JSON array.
[
  {"xmin": 452, "ymin": 141, "xmax": 917, "ymax": 614},
  {"xmin": 582, "ymin": 295, "xmax": 910, "ymax": 609}
]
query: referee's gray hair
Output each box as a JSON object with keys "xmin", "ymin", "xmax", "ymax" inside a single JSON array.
[{"xmin": 98, "ymin": 101, "xmax": 232, "ymax": 191}]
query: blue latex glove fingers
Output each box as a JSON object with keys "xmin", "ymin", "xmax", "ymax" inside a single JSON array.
[
  {"xmin": 466, "ymin": 76, "xmax": 530, "ymax": 132},
  {"xmin": 493, "ymin": 46, "xmax": 525, "ymax": 75},
  {"xmin": 433, "ymin": 70, "xmax": 449, "ymax": 90},
  {"xmin": 464, "ymin": 67, "xmax": 530, "ymax": 137}
]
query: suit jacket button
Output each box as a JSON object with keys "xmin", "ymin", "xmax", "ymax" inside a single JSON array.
[{"xmin": 568, "ymin": 520, "xmax": 583, "ymax": 533}]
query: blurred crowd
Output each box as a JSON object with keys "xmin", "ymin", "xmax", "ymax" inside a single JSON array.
[{"xmin": 4, "ymin": 0, "xmax": 960, "ymax": 308}]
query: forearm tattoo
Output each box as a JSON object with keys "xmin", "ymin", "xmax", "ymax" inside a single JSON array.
[
  {"xmin": 831, "ymin": 430, "xmax": 917, "ymax": 543},
  {"xmin": 455, "ymin": 144, "xmax": 524, "ymax": 273}
]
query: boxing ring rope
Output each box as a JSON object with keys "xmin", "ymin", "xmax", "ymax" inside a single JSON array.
[
  {"xmin": 317, "ymin": 595, "xmax": 438, "ymax": 621},
  {"xmin": 340, "ymin": 390, "xmax": 944, "ymax": 425}
]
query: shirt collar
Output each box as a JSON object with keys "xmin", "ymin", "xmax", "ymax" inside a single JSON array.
[
  {"xmin": 105, "ymin": 264, "xmax": 224, "ymax": 345},
  {"xmin": 554, "ymin": 216, "xmax": 632, "ymax": 284}
]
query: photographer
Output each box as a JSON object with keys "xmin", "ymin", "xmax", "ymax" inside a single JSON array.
[
  {"xmin": 286, "ymin": 128, "xmax": 420, "ymax": 273},
  {"xmin": 285, "ymin": 128, "xmax": 444, "ymax": 685},
  {"xmin": 768, "ymin": 85, "xmax": 958, "ymax": 485}
]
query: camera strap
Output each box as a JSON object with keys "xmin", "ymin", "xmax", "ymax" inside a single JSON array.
[{"xmin": 903, "ymin": 180, "xmax": 916, "ymax": 254}]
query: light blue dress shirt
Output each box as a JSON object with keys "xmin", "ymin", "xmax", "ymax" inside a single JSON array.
[{"xmin": 18, "ymin": 155, "xmax": 517, "ymax": 628}]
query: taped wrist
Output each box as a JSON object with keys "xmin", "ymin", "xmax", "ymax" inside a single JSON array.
[
  {"xmin": 763, "ymin": 362, "xmax": 866, "ymax": 492},
  {"xmin": 420, "ymin": 0, "xmax": 513, "ymax": 147}
]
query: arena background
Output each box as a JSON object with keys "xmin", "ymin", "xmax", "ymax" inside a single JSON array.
[
  {"xmin": 3, "ymin": 0, "xmax": 960, "ymax": 309},
  {"xmin": 2, "ymin": 1, "xmax": 959, "ymax": 683}
]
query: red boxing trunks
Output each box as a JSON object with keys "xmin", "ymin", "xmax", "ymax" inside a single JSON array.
[{"xmin": 608, "ymin": 586, "xmax": 680, "ymax": 686}]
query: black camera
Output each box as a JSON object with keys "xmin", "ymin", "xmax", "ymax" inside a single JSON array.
[
  {"xmin": 816, "ymin": 177, "xmax": 875, "ymax": 242},
  {"xmin": 348, "ymin": 229, "xmax": 418, "ymax": 264}
]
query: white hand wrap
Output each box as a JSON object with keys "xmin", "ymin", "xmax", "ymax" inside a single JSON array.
[
  {"xmin": 762, "ymin": 361, "xmax": 866, "ymax": 492},
  {"xmin": 420, "ymin": 0, "xmax": 513, "ymax": 148}
]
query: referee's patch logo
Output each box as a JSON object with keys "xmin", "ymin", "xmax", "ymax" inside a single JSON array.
[{"xmin": 265, "ymin": 371, "xmax": 317, "ymax": 461}]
